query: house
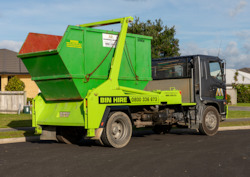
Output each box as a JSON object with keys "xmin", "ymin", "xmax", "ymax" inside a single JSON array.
[
  {"xmin": 0, "ymin": 49, "xmax": 39, "ymax": 98},
  {"xmin": 226, "ymin": 69, "xmax": 250, "ymax": 104},
  {"xmin": 226, "ymin": 69, "xmax": 250, "ymax": 86}
]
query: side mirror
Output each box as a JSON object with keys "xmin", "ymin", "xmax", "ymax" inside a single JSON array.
[{"xmin": 221, "ymin": 62, "xmax": 225, "ymax": 70}]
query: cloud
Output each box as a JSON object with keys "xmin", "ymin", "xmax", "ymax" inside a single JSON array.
[
  {"xmin": 180, "ymin": 41, "xmax": 250, "ymax": 69},
  {"xmin": 0, "ymin": 40, "xmax": 23, "ymax": 52},
  {"xmin": 180, "ymin": 43, "xmax": 219, "ymax": 56},
  {"xmin": 229, "ymin": 0, "xmax": 247, "ymax": 17},
  {"xmin": 235, "ymin": 30, "xmax": 250, "ymax": 53}
]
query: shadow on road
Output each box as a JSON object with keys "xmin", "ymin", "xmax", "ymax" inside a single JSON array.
[{"xmin": 29, "ymin": 128, "xmax": 201, "ymax": 148}]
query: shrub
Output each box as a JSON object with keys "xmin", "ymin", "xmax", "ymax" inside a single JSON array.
[
  {"xmin": 232, "ymin": 84, "xmax": 250, "ymax": 103},
  {"xmin": 226, "ymin": 94, "xmax": 231, "ymax": 104},
  {"xmin": 232, "ymin": 70, "xmax": 250, "ymax": 103},
  {"xmin": 5, "ymin": 76, "xmax": 25, "ymax": 91},
  {"xmin": 27, "ymin": 97, "xmax": 33, "ymax": 104}
]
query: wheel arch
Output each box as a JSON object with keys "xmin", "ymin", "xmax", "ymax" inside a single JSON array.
[
  {"xmin": 205, "ymin": 102, "xmax": 220, "ymax": 114},
  {"xmin": 99, "ymin": 106, "xmax": 133, "ymax": 128}
]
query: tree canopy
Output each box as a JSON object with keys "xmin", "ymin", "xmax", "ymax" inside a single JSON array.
[{"xmin": 128, "ymin": 17, "xmax": 180, "ymax": 59}]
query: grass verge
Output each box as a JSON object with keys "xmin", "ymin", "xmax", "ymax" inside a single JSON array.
[
  {"xmin": 228, "ymin": 110, "xmax": 250, "ymax": 119},
  {"xmin": 0, "ymin": 130, "xmax": 39, "ymax": 139},
  {"xmin": 0, "ymin": 114, "xmax": 32, "ymax": 128}
]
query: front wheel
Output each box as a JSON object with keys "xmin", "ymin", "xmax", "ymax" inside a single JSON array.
[
  {"xmin": 199, "ymin": 106, "xmax": 219, "ymax": 136},
  {"xmin": 101, "ymin": 112, "xmax": 132, "ymax": 148}
]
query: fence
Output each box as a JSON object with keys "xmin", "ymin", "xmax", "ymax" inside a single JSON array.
[{"xmin": 0, "ymin": 91, "xmax": 27, "ymax": 114}]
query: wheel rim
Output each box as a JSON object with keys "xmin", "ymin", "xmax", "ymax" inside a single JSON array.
[
  {"xmin": 111, "ymin": 118, "xmax": 127, "ymax": 142},
  {"xmin": 205, "ymin": 111, "xmax": 217, "ymax": 130}
]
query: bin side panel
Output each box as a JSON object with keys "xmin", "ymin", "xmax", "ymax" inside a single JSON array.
[
  {"xmin": 36, "ymin": 79, "xmax": 81, "ymax": 101},
  {"xmin": 19, "ymin": 33, "xmax": 62, "ymax": 54},
  {"xmin": 135, "ymin": 37, "xmax": 152, "ymax": 81},
  {"xmin": 119, "ymin": 37, "xmax": 136, "ymax": 81},
  {"xmin": 84, "ymin": 30, "xmax": 114, "ymax": 78},
  {"xmin": 58, "ymin": 27, "xmax": 85, "ymax": 76},
  {"xmin": 22, "ymin": 54, "xmax": 69, "ymax": 78}
]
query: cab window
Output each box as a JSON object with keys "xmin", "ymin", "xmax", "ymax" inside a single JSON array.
[
  {"xmin": 209, "ymin": 61, "xmax": 222, "ymax": 81},
  {"xmin": 152, "ymin": 58, "xmax": 191, "ymax": 79}
]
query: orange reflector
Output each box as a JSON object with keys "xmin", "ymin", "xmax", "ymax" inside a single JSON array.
[
  {"xmin": 179, "ymin": 91, "xmax": 182, "ymax": 95},
  {"xmin": 101, "ymin": 122, "xmax": 104, "ymax": 126}
]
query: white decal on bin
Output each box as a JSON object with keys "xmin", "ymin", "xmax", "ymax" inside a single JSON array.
[{"xmin": 102, "ymin": 33, "xmax": 118, "ymax": 48}]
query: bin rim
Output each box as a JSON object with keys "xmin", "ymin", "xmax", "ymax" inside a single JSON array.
[
  {"xmin": 67, "ymin": 25, "xmax": 153, "ymax": 40},
  {"xmin": 17, "ymin": 49, "xmax": 58, "ymax": 59}
]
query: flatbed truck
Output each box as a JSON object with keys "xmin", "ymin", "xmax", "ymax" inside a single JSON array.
[{"xmin": 18, "ymin": 16, "xmax": 227, "ymax": 148}]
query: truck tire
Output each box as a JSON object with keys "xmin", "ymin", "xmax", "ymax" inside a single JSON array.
[
  {"xmin": 56, "ymin": 127, "xmax": 86, "ymax": 144},
  {"xmin": 101, "ymin": 112, "xmax": 132, "ymax": 148},
  {"xmin": 199, "ymin": 106, "xmax": 219, "ymax": 136},
  {"xmin": 152, "ymin": 125, "xmax": 172, "ymax": 134}
]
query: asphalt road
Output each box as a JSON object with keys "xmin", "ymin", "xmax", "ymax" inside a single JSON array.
[{"xmin": 1, "ymin": 130, "xmax": 250, "ymax": 177}]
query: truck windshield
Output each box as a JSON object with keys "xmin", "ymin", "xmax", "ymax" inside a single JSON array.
[{"xmin": 152, "ymin": 58, "xmax": 192, "ymax": 79}]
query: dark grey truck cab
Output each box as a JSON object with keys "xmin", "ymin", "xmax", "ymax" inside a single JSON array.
[{"xmin": 145, "ymin": 55, "xmax": 227, "ymax": 135}]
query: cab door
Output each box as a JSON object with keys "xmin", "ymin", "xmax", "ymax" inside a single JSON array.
[{"xmin": 207, "ymin": 59, "xmax": 226, "ymax": 113}]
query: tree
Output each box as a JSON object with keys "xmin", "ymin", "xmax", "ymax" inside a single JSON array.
[
  {"xmin": 5, "ymin": 76, "xmax": 25, "ymax": 91},
  {"xmin": 128, "ymin": 17, "xmax": 180, "ymax": 58}
]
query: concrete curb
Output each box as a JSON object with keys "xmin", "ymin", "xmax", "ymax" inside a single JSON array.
[
  {"xmin": 218, "ymin": 126, "xmax": 250, "ymax": 131},
  {"xmin": 169, "ymin": 126, "xmax": 250, "ymax": 134},
  {"xmin": 0, "ymin": 127, "xmax": 35, "ymax": 132},
  {"xmin": 0, "ymin": 136, "xmax": 40, "ymax": 145}
]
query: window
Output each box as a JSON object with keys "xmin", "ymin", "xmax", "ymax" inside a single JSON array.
[
  {"xmin": 8, "ymin": 76, "xmax": 13, "ymax": 81},
  {"xmin": 152, "ymin": 58, "xmax": 192, "ymax": 79},
  {"xmin": 209, "ymin": 61, "xmax": 222, "ymax": 81}
]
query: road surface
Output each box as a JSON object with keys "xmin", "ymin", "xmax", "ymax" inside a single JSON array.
[{"xmin": 0, "ymin": 129, "xmax": 250, "ymax": 177}]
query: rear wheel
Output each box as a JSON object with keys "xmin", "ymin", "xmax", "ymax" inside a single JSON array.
[
  {"xmin": 199, "ymin": 106, "xmax": 219, "ymax": 136},
  {"xmin": 101, "ymin": 112, "xmax": 132, "ymax": 148},
  {"xmin": 56, "ymin": 127, "xmax": 86, "ymax": 144}
]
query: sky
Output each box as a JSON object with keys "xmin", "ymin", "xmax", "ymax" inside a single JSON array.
[{"xmin": 0, "ymin": 0, "xmax": 249, "ymax": 69}]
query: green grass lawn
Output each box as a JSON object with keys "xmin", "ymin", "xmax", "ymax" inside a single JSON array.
[
  {"xmin": 229, "ymin": 103, "xmax": 250, "ymax": 107},
  {"xmin": 228, "ymin": 110, "xmax": 250, "ymax": 118},
  {"xmin": 0, "ymin": 114, "xmax": 32, "ymax": 128},
  {"xmin": 0, "ymin": 130, "xmax": 38, "ymax": 139}
]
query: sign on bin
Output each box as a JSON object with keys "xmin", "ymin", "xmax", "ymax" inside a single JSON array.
[{"xmin": 103, "ymin": 33, "xmax": 118, "ymax": 48}]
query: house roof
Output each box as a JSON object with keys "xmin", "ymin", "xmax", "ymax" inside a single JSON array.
[
  {"xmin": 226, "ymin": 69, "xmax": 250, "ymax": 85},
  {"xmin": 239, "ymin": 68, "xmax": 250, "ymax": 74},
  {"xmin": 0, "ymin": 49, "xmax": 29, "ymax": 75}
]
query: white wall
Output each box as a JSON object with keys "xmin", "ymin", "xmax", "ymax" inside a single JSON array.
[{"xmin": 227, "ymin": 88, "xmax": 237, "ymax": 105}]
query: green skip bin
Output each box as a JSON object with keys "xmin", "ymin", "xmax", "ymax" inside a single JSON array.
[{"xmin": 18, "ymin": 26, "xmax": 152, "ymax": 101}]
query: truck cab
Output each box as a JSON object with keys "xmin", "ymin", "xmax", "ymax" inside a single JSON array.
[{"xmin": 145, "ymin": 55, "xmax": 227, "ymax": 132}]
